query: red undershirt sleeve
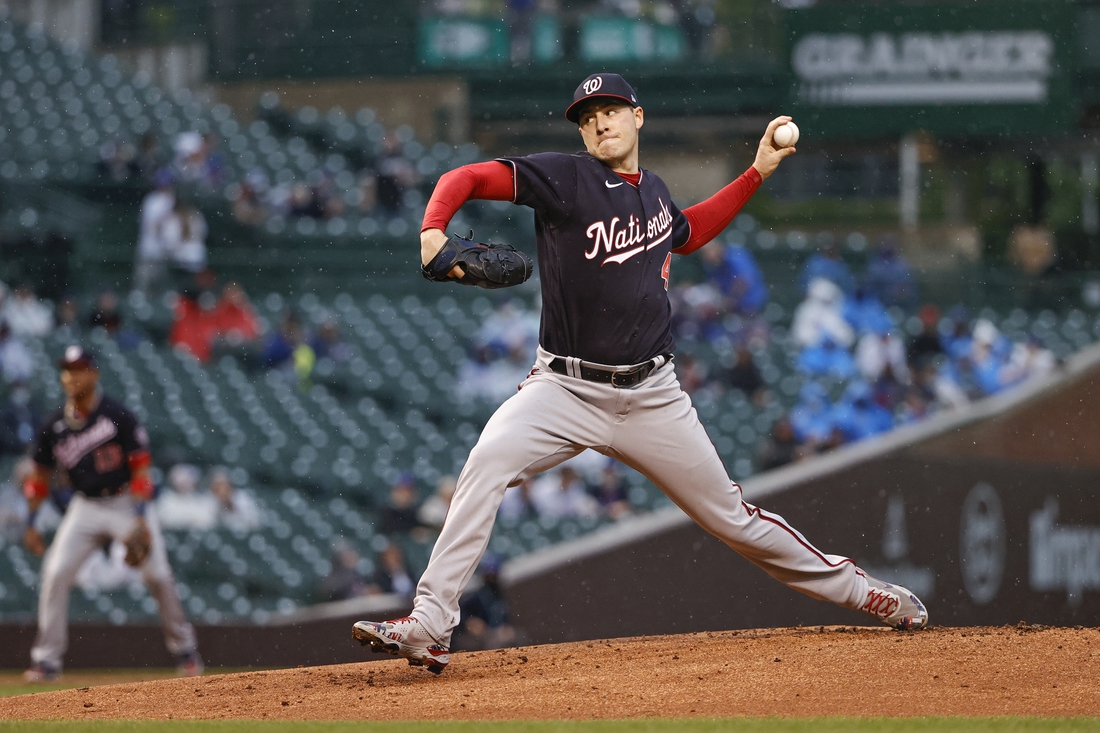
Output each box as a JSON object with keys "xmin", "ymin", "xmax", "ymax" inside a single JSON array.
[
  {"xmin": 674, "ymin": 166, "xmax": 763, "ymax": 255},
  {"xmin": 421, "ymin": 161, "xmax": 516, "ymax": 232}
]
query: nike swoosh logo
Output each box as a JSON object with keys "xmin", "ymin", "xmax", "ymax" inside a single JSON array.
[{"xmin": 605, "ymin": 180, "xmax": 624, "ymax": 188}]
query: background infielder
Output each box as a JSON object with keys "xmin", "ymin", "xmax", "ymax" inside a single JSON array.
[
  {"xmin": 354, "ymin": 73, "xmax": 928, "ymax": 674},
  {"xmin": 22, "ymin": 345, "xmax": 202, "ymax": 682}
]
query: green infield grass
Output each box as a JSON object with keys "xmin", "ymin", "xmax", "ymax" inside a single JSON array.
[{"xmin": 0, "ymin": 719, "xmax": 1099, "ymax": 732}]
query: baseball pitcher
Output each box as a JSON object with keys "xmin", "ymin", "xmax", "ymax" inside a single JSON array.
[
  {"xmin": 354, "ymin": 74, "xmax": 927, "ymax": 674},
  {"xmin": 22, "ymin": 346, "xmax": 202, "ymax": 681}
]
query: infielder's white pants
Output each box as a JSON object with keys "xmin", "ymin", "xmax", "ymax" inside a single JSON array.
[
  {"xmin": 412, "ymin": 347, "xmax": 870, "ymax": 644},
  {"xmin": 31, "ymin": 494, "xmax": 197, "ymax": 670}
]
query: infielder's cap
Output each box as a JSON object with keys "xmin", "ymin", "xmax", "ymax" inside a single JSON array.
[
  {"xmin": 57, "ymin": 345, "xmax": 97, "ymax": 370},
  {"xmin": 565, "ymin": 73, "xmax": 639, "ymax": 123}
]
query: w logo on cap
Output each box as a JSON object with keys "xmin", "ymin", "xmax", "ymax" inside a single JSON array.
[{"xmin": 583, "ymin": 77, "xmax": 603, "ymax": 95}]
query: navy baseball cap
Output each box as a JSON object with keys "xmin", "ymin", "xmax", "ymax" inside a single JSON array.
[
  {"xmin": 565, "ymin": 73, "xmax": 640, "ymax": 123},
  {"xmin": 57, "ymin": 345, "xmax": 97, "ymax": 370}
]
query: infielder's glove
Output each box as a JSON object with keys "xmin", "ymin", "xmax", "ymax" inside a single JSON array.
[
  {"xmin": 124, "ymin": 518, "xmax": 152, "ymax": 567},
  {"xmin": 422, "ymin": 233, "xmax": 533, "ymax": 289}
]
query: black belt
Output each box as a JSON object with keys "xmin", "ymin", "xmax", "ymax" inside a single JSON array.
[{"xmin": 547, "ymin": 353, "xmax": 673, "ymax": 387}]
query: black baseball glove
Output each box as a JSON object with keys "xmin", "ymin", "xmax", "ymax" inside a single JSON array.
[{"xmin": 422, "ymin": 233, "xmax": 533, "ymax": 289}]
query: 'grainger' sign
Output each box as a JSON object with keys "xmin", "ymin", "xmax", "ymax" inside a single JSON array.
[
  {"xmin": 793, "ymin": 31, "xmax": 1054, "ymax": 106},
  {"xmin": 785, "ymin": 1, "xmax": 1074, "ymax": 139}
]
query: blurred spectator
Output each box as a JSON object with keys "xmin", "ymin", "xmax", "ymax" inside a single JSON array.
[
  {"xmin": 969, "ymin": 319, "xmax": 1012, "ymax": 395},
  {"xmin": 134, "ymin": 169, "xmax": 175, "ymax": 293},
  {"xmin": 675, "ymin": 353, "xmax": 710, "ymax": 394},
  {"xmin": 97, "ymin": 138, "xmax": 140, "ymax": 182},
  {"xmin": 0, "ymin": 457, "xmax": 33, "ymax": 542},
  {"xmin": 455, "ymin": 554, "xmax": 517, "ymax": 651},
  {"xmin": 792, "ymin": 278, "xmax": 854, "ymax": 348},
  {"xmin": 863, "ymin": 237, "xmax": 917, "ymax": 307},
  {"xmin": 318, "ymin": 540, "xmax": 371, "ymax": 602},
  {"xmin": 311, "ymin": 320, "xmax": 352, "ymax": 363},
  {"xmin": 797, "ymin": 337, "xmax": 856, "ymax": 380},
  {"xmin": 87, "ymin": 290, "xmax": 122, "ymax": 334},
  {"xmin": 726, "ymin": 347, "xmax": 766, "ymax": 402},
  {"xmin": 162, "ymin": 198, "xmax": 208, "ymax": 274},
  {"xmin": 174, "ymin": 132, "xmax": 225, "ymax": 188},
  {"xmin": 907, "ymin": 305, "xmax": 944, "ymax": 368},
  {"xmin": 478, "ymin": 299, "xmax": 539, "ymax": 354},
  {"xmin": 843, "ymin": 288, "xmax": 893, "ymax": 337},
  {"xmin": 0, "ymin": 324, "xmax": 34, "ymax": 384},
  {"xmin": 209, "ymin": 467, "xmax": 261, "ymax": 533},
  {"xmin": 2, "ymin": 284, "xmax": 53, "ymax": 338},
  {"xmin": 0, "ymin": 383, "xmax": 40, "ymax": 456},
  {"xmin": 55, "ymin": 296, "xmax": 81, "ymax": 337},
  {"xmin": 590, "ymin": 462, "xmax": 631, "ymax": 521},
  {"xmin": 418, "ymin": 475, "xmax": 456, "ymax": 529},
  {"xmin": 1001, "ymin": 336, "xmax": 1056, "ymax": 387},
  {"xmin": 380, "ymin": 473, "xmax": 425, "ymax": 536},
  {"xmin": 232, "ymin": 170, "xmax": 271, "ymax": 226},
  {"xmin": 531, "ymin": 466, "xmax": 599, "ymax": 520},
  {"xmin": 670, "ymin": 283, "xmax": 726, "ymax": 342},
  {"xmin": 799, "ymin": 243, "xmax": 854, "ymax": 295},
  {"xmin": 499, "ymin": 478, "xmax": 538, "ymax": 521},
  {"xmin": 75, "ymin": 539, "xmax": 142, "ymax": 593},
  {"xmin": 700, "ymin": 242, "xmax": 768, "ymax": 315},
  {"xmin": 156, "ymin": 463, "xmax": 217, "ymax": 531},
  {"xmin": 169, "ymin": 290, "xmax": 220, "ymax": 363},
  {"xmin": 855, "ymin": 326, "xmax": 910, "ymax": 384},
  {"xmin": 507, "ymin": 0, "xmax": 536, "ymax": 63},
  {"xmin": 759, "ymin": 417, "xmax": 800, "ymax": 471},
  {"xmin": 261, "ymin": 312, "xmax": 305, "ymax": 368},
  {"xmin": 870, "ymin": 365, "xmax": 907, "ymax": 412},
  {"xmin": 212, "ymin": 283, "xmax": 261, "ymax": 348},
  {"xmin": 288, "ymin": 183, "xmax": 327, "ymax": 220},
  {"xmin": 790, "ymin": 382, "xmax": 835, "ymax": 447},
  {"xmin": 372, "ymin": 543, "xmax": 415, "ymax": 596},
  {"xmin": 833, "ymin": 381, "xmax": 894, "ymax": 442},
  {"xmin": 376, "ymin": 137, "xmax": 419, "ymax": 215}
]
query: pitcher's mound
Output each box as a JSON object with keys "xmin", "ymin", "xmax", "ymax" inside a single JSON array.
[{"xmin": 3, "ymin": 625, "xmax": 1098, "ymax": 720}]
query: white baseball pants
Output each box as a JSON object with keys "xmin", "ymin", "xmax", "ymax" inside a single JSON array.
[
  {"xmin": 412, "ymin": 347, "xmax": 870, "ymax": 644},
  {"xmin": 30, "ymin": 494, "xmax": 197, "ymax": 670}
]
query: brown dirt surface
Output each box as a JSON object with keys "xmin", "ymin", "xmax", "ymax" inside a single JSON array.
[{"xmin": 1, "ymin": 625, "xmax": 1097, "ymax": 720}]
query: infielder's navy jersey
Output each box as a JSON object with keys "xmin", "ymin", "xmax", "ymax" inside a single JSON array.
[
  {"xmin": 32, "ymin": 395, "xmax": 148, "ymax": 498},
  {"xmin": 498, "ymin": 151, "xmax": 691, "ymax": 365}
]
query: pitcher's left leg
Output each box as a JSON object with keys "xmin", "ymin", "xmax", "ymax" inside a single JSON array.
[{"xmin": 609, "ymin": 366, "xmax": 867, "ymax": 610}]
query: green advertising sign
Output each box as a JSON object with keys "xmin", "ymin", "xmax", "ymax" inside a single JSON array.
[
  {"xmin": 786, "ymin": 1, "xmax": 1076, "ymax": 140},
  {"xmin": 419, "ymin": 18, "xmax": 509, "ymax": 68},
  {"xmin": 579, "ymin": 17, "xmax": 685, "ymax": 63}
]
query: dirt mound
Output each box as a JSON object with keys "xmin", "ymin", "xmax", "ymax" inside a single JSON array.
[{"xmin": 2, "ymin": 625, "xmax": 1097, "ymax": 720}]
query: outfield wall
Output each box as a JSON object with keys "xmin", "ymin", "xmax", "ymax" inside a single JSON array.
[{"xmin": 502, "ymin": 343, "xmax": 1100, "ymax": 643}]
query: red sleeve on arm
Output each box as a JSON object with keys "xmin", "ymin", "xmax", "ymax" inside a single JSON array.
[
  {"xmin": 673, "ymin": 166, "xmax": 763, "ymax": 255},
  {"xmin": 421, "ymin": 161, "xmax": 515, "ymax": 232}
]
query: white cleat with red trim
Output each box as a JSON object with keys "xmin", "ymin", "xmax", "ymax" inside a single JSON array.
[
  {"xmin": 859, "ymin": 573, "xmax": 929, "ymax": 630},
  {"xmin": 352, "ymin": 617, "xmax": 450, "ymax": 674}
]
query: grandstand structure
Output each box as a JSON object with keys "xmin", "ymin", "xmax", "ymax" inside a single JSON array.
[{"xmin": 0, "ymin": 1, "xmax": 1099, "ymax": 655}]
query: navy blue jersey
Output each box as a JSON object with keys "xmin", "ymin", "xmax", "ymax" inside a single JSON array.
[
  {"xmin": 498, "ymin": 151, "xmax": 691, "ymax": 365},
  {"xmin": 32, "ymin": 395, "xmax": 148, "ymax": 498}
]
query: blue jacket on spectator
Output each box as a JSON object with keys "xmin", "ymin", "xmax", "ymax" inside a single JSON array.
[
  {"xmin": 843, "ymin": 290, "xmax": 893, "ymax": 336},
  {"xmin": 864, "ymin": 242, "xmax": 917, "ymax": 306},
  {"xmin": 712, "ymin": 245, "xmax": 769, "ymax": 315},
  {"xmin": 797, "ymin": 337, "xmax": 857, "ymax": 380},
  {"xmin": 790, "ymin": 382, "xmax": 835, "ymax": 444},
  {"xmin": 833, "ymin": 381, "xmax": 894, "ymax": 441},
  {"xmin": 800, "ymin": 248, "xmax": 855, "ymax": 295}
]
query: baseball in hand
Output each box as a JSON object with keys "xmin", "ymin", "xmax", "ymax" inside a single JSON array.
[{"xmin": 773, "ymin": 121, "xmax": 799, "ymax": 148}]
